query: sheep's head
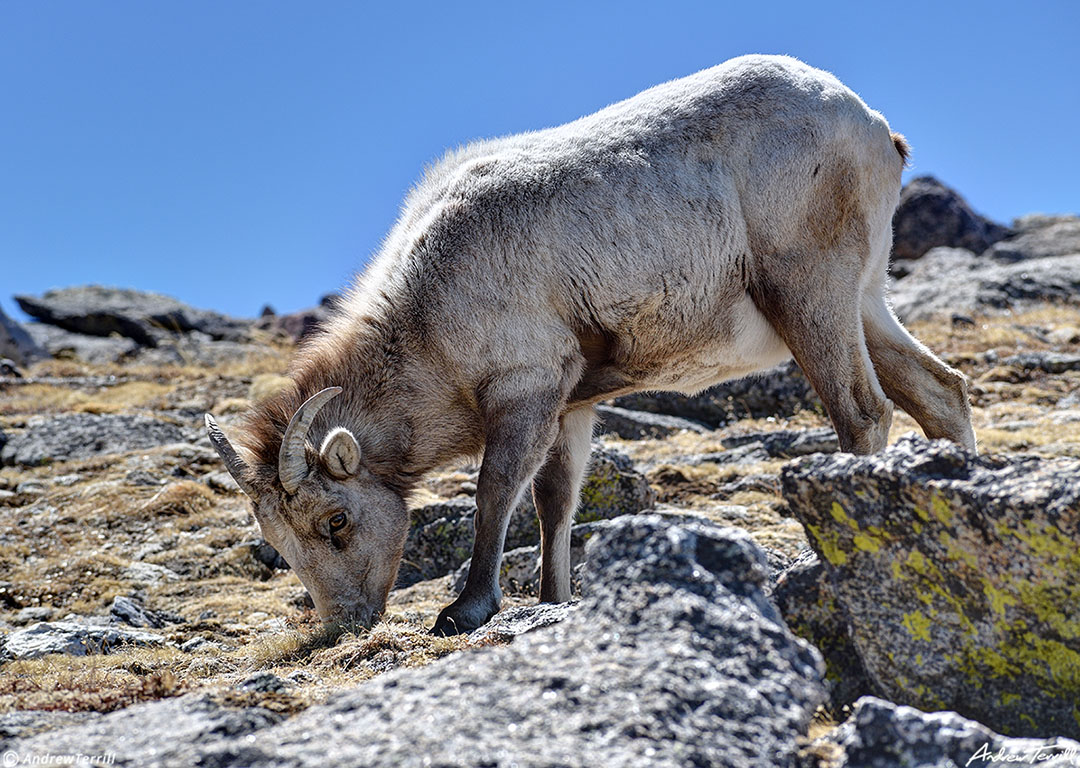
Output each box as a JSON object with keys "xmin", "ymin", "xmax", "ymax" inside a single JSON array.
[{"xmin": 205, "ymin": 387, "xmax": 409, "ymax": 627}]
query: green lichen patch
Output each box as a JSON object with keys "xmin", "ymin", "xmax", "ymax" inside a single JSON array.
[{"xmin": 781, "ymin": 435, "xmax": 1080, "ymax": 738}]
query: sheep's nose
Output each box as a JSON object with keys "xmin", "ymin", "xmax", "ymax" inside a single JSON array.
[
  {"xmin": 352, "ymin": 606, "xmax": 374, "ymax": 627},
  {"xmin": 326, "ymin": 604, "xmax": 376, "ymax": 629}
]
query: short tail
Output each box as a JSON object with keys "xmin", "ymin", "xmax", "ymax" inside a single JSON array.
[{"xmin": 890, "ymin": 132, "xmax": 911, "ymax": 168}]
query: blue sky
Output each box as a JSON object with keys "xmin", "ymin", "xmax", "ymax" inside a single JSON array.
[{"xmin": 2, "ymin": 1, "xmax": 1078, "ymax": 321}]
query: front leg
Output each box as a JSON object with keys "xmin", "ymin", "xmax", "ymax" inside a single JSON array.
[{"xmin": 433, "ymin": 385, "xmax": 564, "ymax": 636}]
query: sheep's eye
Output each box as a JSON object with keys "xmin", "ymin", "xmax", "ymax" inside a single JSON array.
[{"xmin": 328, "ymin": 512, "xmax": 347, "ymax": 533}]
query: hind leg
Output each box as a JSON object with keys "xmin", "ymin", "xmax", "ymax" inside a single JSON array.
[
  {"xmin": 752, "ymin": 260, "xmax": 893, "ymax": 454},
  {"xmin": 532, "ymin": 406, "xmax": 596, "ymax": 603},
  {"xmin": 862, "ymin": 293, "xmax": 976, "ymax": 451}
]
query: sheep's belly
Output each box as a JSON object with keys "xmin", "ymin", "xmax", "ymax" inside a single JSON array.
[{"xmin": 637, "ymin": 295, "xmax": 792, "ymax": 395}]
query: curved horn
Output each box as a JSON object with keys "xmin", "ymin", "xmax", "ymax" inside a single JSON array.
[
  {"xmin": 205, "ymin": 414, "xmax": 258, "ymax": 498},
  {"xmin": 278, "ymin": 386, "xmax": 343, "ymax": 494}
]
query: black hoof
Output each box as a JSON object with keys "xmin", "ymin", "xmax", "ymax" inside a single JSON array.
[
  {"xmin": 431, "ymin": 596, "xmax": 499, "ymax": 636},
  {"xmin": 431, "ymin": 612, "xmax": 467, "ymax": 636}
]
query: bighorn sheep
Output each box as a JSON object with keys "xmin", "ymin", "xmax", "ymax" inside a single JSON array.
[{"xmin": 206, "ymin": 54, "xmax": 975, "ymax": 634}]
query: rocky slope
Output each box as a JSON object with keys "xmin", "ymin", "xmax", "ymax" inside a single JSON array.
[{"xmin": 1, "ymin": 178, "xmax": 1078, "ymax": 765}]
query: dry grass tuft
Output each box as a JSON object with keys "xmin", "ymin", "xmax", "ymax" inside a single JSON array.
[
  {"xmin": 248, "ymin": 373, "xmax": 294, "ymax": 403},
  {"xmin": 247, "ymin": 621, "xmax": 352, "ymax": 667},
  {"xmin": 310, "ymin": 619, "xmax": 472, "ymax": 673},
  {"xmin": 140, "ymin": 481, "xmax": 217, "ymax": 518},
  {"xmin": 0, "ymin": 655, "xmax": 185, "ymax": 713}
]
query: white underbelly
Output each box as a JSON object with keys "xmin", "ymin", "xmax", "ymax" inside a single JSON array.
[{"xmin": 638, "ymin": 295, "xmax": 792, "ymax": 395}]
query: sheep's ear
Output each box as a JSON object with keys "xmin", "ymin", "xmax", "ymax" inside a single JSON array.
[{"xmin": 319, "ymin": 427, "xmax": 361, "ymax": 479}]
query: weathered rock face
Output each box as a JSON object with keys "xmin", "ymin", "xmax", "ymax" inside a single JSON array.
[
  {"xmin": 890, "ymin": 249, "xmax": 1080, "ymax": 322},
  {"xmin": 1, "ymin": 618, "xmax": 167, "ymax": 660},
  {"xmin": 5, "ymin": 696, "xmax": 283, "ymax": 759},
  {"xmin": 772, "ymin": 551, "xmax": 873, "ymax": 711},
  {"xmin": 668, "ymin": 426, "xmax": 839, "ymax": 471},
  {"xmin": 396, "ymin": 497, "xmax": 477, "ymax": 585},
  {"xmin": 397, "ymin": 446, "xmax": 655, "ymax": 586},
  {"xmin": 722, "ymin": 427, "xmax": 839, "ymax": 458},
  {"xmin": 24, "ymin": 322, "xmax": 141, "ymax": 364},
  {"xmin": 0, "ymin": 710, "xmax": 100, "ymax": 740},
  {"xmin": 891, "ymin": 176, "xmax": 1010, "ymax": 261},
  {"xmin": 467, "ymin": 602, "xmax": 576, "ymax": 644},
  {"xmin": 15, "ymin": 285, "xmax": 251, "ymax": 347},
  {"xmin": 890, "ymin": 213, "xmax": 1080, "ymax": 321},
  {"xmin": 595, "ymin": 404, "xmax": 708, "ymax": 439},
  {"xmin": 1002, "ymin": 351, "xmax": 1080, "ymax": 374},
  {"xmin": 1013, "ymin": 213, "xmax": 1079, "ymax": 233},
  {"xmin": 984, "ymin": 216, "xmax": 1080, "ymax": 263},
  {"xmin": 0, "ymin": 413, "xmax": 186, "ymax": 466},
  {"xmin": 781, "ymin": 435, "xmax": 1080, "ymax": 739},
  {"xmin": 814, "ymin": 696, "xmax": 1080, "ymax": 768},
  {"xmin": 8, "ymin": 516, "xmax": 826, "ymax": 767},
  {"xmin": 451, "ymin": 512, "xmax": 783, "ymax": 601},
  {"xmin": 0, "ymin": 304, "xmax": 47, "ymax": 366},
  {"xmin": 614, "ymin": 360, "xmax": 820, "ymax": 427}
]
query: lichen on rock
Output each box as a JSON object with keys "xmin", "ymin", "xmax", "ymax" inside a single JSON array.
[{"xmin": 781, "ymin": 434, "xmax": 1080, "ymax": 739}]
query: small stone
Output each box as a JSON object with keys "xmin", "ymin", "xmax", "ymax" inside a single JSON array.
[
  {"xmin": 290, "ymin": 590, "xmax": 315, "ymax": 610},
  {"xmin": 204, "ymin": 470, "xmax": 240, "ymax": 493},
  {"xmin": 238, "ymin": 672, "xmax": 292, "ymax": 693},
  {"xmin": 0, "ymin": 304, "xmax": 47, "ymax": 366},
  {"xmin": 110, "ymin": 595, "xmax": 179, "ymax": 629},
  {"xmin": 722, "ymin": 426, "xmax": 839, "ymax": 458},
  {"xmin": 125, "ymin": 469, "xmax": 163, "ymax": 486},
  {"xmin": 0, "ymin": 580, "xmax": 22, "ymax": 608},
  {"xmin": 285, "ymin": 670, "xmax": 316, "ymax": 685},
  {"xmin": 15, "ymin": 479, "xmax": 48, "ymax": 496},
  {"xmin": 710, "ymin": 473, "xmax": 780, "ymax": 500},
  {"xmin": 180, "ymin": 637, "xmax": 223, "ymax": 653},
  {"xmin": 123, "ymin": 562, "xmax": 181, "ymax": 584},
  {"xmin": 13, "ymin": 606, "xmax": 53, "ymax": 625},
  {"xmin": 249, "ymin": 539, "xmax": 290, "ymax": 571},
  {"xmin": 1002, "ymin": 351, "xmax": 1080, "ymax": 374}
]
